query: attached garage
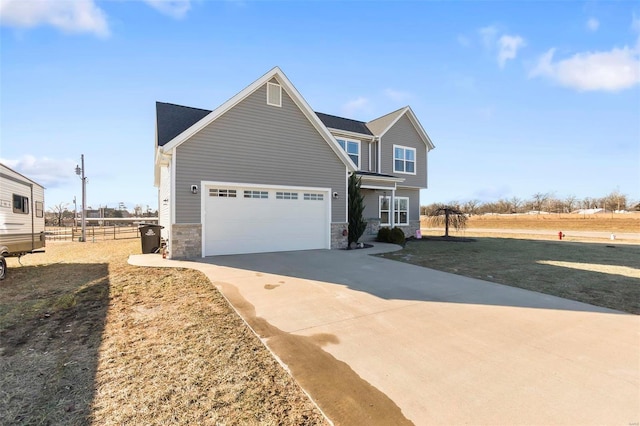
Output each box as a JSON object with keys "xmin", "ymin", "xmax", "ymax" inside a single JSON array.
[{"xmin": 202, "ymin": 183, "xmax": 331, "ymax": 256}]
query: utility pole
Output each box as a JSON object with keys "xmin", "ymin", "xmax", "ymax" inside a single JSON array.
[{"xmin": 75, "ymin": 155, "xmax": 87, "ymax": 243}]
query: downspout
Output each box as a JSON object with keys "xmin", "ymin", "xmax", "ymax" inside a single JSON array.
[{"xmin": 377, "ymin": 136, "xmax": 381, "ymax": 173}]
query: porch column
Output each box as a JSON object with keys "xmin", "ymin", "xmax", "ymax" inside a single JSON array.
[{"xmin": 390, "ymin": 190, "xmax": 395, "ymax": 228}]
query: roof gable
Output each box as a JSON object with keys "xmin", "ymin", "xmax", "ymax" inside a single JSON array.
[
  {"xmin": 367, "ymin": 106, "xmax": 435, "ymax": 151},
  {"xmin": 156, "ymin": 102, "xmax": 212, "ymax": 147},
  {"xmin": 365, "ymin": 107, "xmax": 405, "ymax": 136},
  {"xmin": 157, "ymin": 67, "xmax": 356, "ymax": 171}
]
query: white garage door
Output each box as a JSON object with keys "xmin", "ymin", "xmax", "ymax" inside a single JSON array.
[{"xmin": 203, "ymin": 184, "xmax": 330, "ymax": 256}]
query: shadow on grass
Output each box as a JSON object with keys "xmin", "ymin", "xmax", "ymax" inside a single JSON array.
[
  {"xmin": 0, "ymin": 262, "xmax": 109, "ymax": 425},
  {"xmin": 386, "ymin": 237, "xmax": 640, "ymax": 314},
  {"xmin": 197, "ymin": 240, "xmax": 637, "ymax": 315}
]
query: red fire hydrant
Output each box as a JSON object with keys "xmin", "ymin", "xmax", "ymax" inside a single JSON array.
[{"xmin": 558, "ymin": 231, "xmax": 564, "ymax": 240}]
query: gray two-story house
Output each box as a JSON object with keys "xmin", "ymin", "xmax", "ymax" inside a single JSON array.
[{"xmin": 155, "ymin": 67, "xmax": 434, "ymax": 258}]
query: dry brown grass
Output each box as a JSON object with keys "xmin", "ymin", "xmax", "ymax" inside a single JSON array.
[
  {"xmin": 1, "ymin": 240, "xmax": 327, "ymax": 425},
  {"xmin": 421, "ymin": 212, "xmax": 640, "ymax": 232}
]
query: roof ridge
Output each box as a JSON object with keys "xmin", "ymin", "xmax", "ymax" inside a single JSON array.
[
  {"xmin": 366, "ymin": 106, "xmax": 407, "ymax": 124},
  {"xmin": 315, "ymin": 111, "xmax": 367, "ymax": 124},
  {"xmin": 156, "ymin": 101, "xmax": 212, "ymax": 113}
]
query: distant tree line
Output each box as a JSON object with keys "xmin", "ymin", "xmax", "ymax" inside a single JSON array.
[
  {"xmin": 421, "ymin": 190, "xmax": 638, "ymax": 216},
  {"xmin": 46, "ymin": 203, "xmax": 158, "ymax": 226}
]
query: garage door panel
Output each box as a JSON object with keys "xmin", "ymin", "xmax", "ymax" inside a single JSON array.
[{"xmin": 204, "ymin": 185, "xmax": 329, "ymax": 256}]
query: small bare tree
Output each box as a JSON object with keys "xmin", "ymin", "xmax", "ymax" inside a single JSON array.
[
  {"xmin": 531, "ymin": 192, "xmax": 550, "ymax": 213},
  {"xmin": 427, "ymin": 204, "xmax": 467, "ymax": 238},
  {"xmin": 49, "ymin": 203, "xmax": 69, "ymax": 227}
]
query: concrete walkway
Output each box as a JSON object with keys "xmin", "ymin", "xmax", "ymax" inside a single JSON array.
[{"xmin": 129, "ymin": 245, "xmax": 640, "ymax": 425}]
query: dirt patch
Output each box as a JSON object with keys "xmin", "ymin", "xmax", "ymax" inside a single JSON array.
[{"xmin": 217, "ymin": 281, "xmax": 414, "ymax": 426}]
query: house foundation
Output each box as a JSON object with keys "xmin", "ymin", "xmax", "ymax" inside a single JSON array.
[{"xmin": 170, "ymin": 224, "xmax": 202, "ymax": 259}]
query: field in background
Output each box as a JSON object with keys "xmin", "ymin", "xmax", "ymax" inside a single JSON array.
[{"xmin": 421, "ymin": 212, "xmax": 640, "ymax": 233}]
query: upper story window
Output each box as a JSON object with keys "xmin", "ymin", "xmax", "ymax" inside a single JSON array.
[
  {"xmin": 336, "ymin": 138, "xmax": 360, "ymax": 168},
  {"xmin": 13, "ymin": 194, "xmax": 29, "ymax": 214},
  {"xmin": 393, "ymin": 145, "xmax": 416, "ymax": 175}
]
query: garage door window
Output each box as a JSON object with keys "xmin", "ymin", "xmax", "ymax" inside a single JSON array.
[
  {"xmin": 303, "ymin": 193, "xmax": 324, "ymax": 201},
  {"xmin": 210, "ymin": 189, "xmax": 237, "ymax": 197},
  {"xmin": 244, "ymin": 190, "xmax": 268, "ymax": 199},
  {"xmin": 276, "ymin": 192, "xmax": 298, "ymax": 200}
]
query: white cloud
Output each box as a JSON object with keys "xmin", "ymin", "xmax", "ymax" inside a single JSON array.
[
  {"xmin": 586, "ymin": 17, "xmax": 600, "ymax": 32},
  {"xmin": 384, "ymin": 89, "xmax": 412, "ymax": 103},
  {"xmin": 1, "ymin": 155, "xmax": 77, "ymax": 188},
  {"xmin": 0, "ymin": 0, "xmax": 109, "ymax": 37},
  {"xmin": 478, "ymin": 26, "xmax": 525, "ymax": 68},
  {"xmin": 341, "ymin": 97, "xmax": 371, "ymax": 117},
  {"xmin": 142, "ymin": 0, "xmax": 191, "ymax": 19},
  {"xmin": 529, "ymin": 45, "xmax": 640, "ymax": 92},
  {"xmin": 497, "ymin": 35, "xmax": 525, "ymax": 68},
  {"xmin": 479, "ymin": 25, "xmax": 498, "ymax": 49}
]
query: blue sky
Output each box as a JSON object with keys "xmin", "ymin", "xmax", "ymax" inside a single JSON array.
[{"xmin": 1, "ymin": 0, "xmax": 639, "ymax": 212}]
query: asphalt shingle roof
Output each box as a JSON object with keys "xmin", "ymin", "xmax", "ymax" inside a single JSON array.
[
  {"xmin": 156, "ymin": 102, "xmax": 212, "ymax": 146},
  {"xmin": 315, "ymin": 112, "xmax": 373, "ymax": 136}
]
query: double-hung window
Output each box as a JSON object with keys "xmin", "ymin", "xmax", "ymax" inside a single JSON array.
[
  {"xmin": 336, "ymin": 138, "xmax": 360, "ymax": 168},
  {"xmin": 379, "ymin": 196, "xmax": 409, "ymax": 226},
  {"xmin": 393, "ymin": 145, "xmax": 416, "ymax": 174}
]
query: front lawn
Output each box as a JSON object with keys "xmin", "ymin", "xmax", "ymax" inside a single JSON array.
[{"xmin": 378, "ymin": 237, "xmax": 640, "ymax": 314}]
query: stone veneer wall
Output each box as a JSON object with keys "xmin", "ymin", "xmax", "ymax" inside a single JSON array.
[
  {"xmin": 170, "ymin": 224, "xmax": 202, "ymax": 259},
  {"xmin": 363, "ymin": 219, "xmax": 421, "ymax": 241},
  {"xmin": 331, "ymin": 222, "xmax": 348, "ymax": 249},
  {"xmin": 405, "ymin": 220, "xmax": 421, "ymax": 238},
  {"xmin": 362, "ymin": 218, "xmax": 381, "ymax": 241}
]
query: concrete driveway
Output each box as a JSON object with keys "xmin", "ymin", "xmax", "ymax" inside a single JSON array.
[{"xmin": 130, "ymin": 244, "xmax": 639, "ymax": 425}]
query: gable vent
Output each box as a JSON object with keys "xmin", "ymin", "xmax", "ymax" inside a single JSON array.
[{"xmin": 267, "ymin": 82, "xmax": 282, "ymax": 107}]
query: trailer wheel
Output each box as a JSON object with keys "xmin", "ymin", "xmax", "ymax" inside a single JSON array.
[{"xmin": 0, "ymin": 256, "xmax": 6, "ymax": 280}]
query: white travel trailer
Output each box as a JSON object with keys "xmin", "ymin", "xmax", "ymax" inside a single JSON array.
[{"xmin": 0, "ymin": 163, "xmax": 46, "ymax": 279}]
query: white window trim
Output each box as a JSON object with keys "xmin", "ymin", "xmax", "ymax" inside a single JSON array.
[
  {"xmin": 336, "ymin": 137, "xmax": 361, "ymax": 169},
  {"xmin": 379, "ymin": 196, "xmax": 409, "ymax": 226},
  {"xmin": 266, "ymin": 82, "xmax": 282, "ymax": 107},
  {"xmin": 393, "ymin": 144, "xmax": 417, "ymax": 175}
]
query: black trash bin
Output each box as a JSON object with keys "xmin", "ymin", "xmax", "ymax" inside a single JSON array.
[{"xmin": 138, "ymin": 223, "xmax": 164, "ymax": 254}]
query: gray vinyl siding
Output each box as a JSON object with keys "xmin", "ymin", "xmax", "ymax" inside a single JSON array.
[
  {"xmin": 370, "ymin": 140, "xmax": 378, "ymax": 173},
  {"xmin": 175, "ymin": 84, "xmax": 347, "ymax": 223},
  {"xmin": 359, "ymin": 139, "xmax": 369, "ymax": 171},
  {"xmin": 362, "ymin": 189, "xmax": 381, "ymax": 220},
  {"xmin": 380, "ymin": 115, "xmax": 427, "ymax": 188}
]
